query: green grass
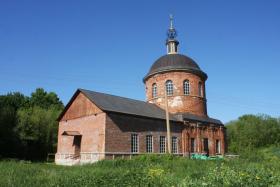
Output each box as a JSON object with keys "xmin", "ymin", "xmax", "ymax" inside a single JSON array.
[{"xmin": 1, "ymin": 150, "xmax": 280, "ymax": 187}]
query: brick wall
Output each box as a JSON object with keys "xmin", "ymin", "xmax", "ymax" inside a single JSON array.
[
  {"xmin": 182, "ymin": 123, "xmax": 226, "ymax": 155},
  {"xmin": 145, "ymin": 71, "xmax": 207, "ymax": 116},
  {"xmin": 57, "ymin": 92, "xmax": 106, "ymax": 154},
  {"xmin": 61, "ymin": 92, "xmax": 102, "ymax": 121},
  {"xmin": 105, "ymin": 112, "xmax": 183, "ymax": 153},
  {"xmin": 57, "ymin": 114, "xmax": 106, "ymax": 154}
]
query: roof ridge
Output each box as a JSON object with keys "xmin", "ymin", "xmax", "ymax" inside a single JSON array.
[
  {"xmin": 79, "ymin": 88, "xmax": 154, "ymax": 105},
  {"xmin": 78, "ymin": 88, "xmax": 180, "ymax": 122}
]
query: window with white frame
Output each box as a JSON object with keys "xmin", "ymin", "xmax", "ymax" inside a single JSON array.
[
  {"xmin": 131, "ymin": 134, "xmax": 138, "ymax": 153},
  {"xmin": 198, "ymin": 82, "xmax": 203, "ymax": 97},
  {"xmin": 159, "ymin": 136, "xmax": 166, "ymax": 153},
  {"xmin": 152, "ymin": 83, "xmax": 157, "ymax": 98},
  {"xmin": 165, "ymin": 80, "xmax": 173, "ymax": 96},
  {"xmin": 216, "ymin": 139, "xmax": 221, "ymax": 154},
  {"xmin": 171, "ymin": 137, "xmax": 178, "ymax": 153},
  {"xmin": 146, "ymin": 135, "xmax": 153, "ymax": 153},
  {"xmin": 183, "ymin": 80, "xmax": 190, "ymax": 95}
]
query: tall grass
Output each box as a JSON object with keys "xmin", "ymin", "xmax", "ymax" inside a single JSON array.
[{"xmin": 0, "ymin": 152, "xmax": 280, "ymax": 187}]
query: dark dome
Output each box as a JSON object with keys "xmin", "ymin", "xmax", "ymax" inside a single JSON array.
[{"xmin": 143, "ymin": 54, "xmax": 207, "ymax": 82}]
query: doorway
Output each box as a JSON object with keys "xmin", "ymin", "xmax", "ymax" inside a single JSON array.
[
  {"xmin": 203, "ymin": 138, "xmax": 209, "ymax": 155},
  {"xmin": 190, "ymin": 138, "xmax": 195, "ymax": 153},
  {"xmin": 73, "ymin": 135, "xmax": 82, "ymax": 157}
]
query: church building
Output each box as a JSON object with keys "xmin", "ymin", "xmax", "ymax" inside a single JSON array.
[{"xmin": 55, "ymin": 17, "xmax": 226, "ymax": 165}]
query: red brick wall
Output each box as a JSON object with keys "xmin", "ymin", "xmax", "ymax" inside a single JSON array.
[
  {"xmin": 145, "ymin": 71, "xmax": 207, "ymax": 116},
  {"xmin": 182, "ymin": 123, "xmax": 226, "ymax": 155},
  {"xmin": 57, "ymin": 92, "xmax": 106, "ymax": 154},
  {"xmin": 57, "ymin": 114, "xmax": 106, "ymax": 154},
  {"xmin": 61, "ymin": 92, "xmax": 102, "ymax": 121},
  {"xmin": 105, "ymin": 112, "xmax": 183, "ymax": 153}
]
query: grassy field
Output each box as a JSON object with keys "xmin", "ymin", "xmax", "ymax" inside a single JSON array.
[{"xmin": 1, "ymin": 150, "xmax": 280, "ymax": 187}]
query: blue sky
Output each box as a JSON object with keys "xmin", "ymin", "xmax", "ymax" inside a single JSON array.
[{"xmin": 0, "ymin": 0, "xmax": 279, "ymax": 123}]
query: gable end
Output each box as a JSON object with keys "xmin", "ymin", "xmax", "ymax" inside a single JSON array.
[{"xmin": 58, "ymin": 90, "xmax": 103, "ymax": 121}]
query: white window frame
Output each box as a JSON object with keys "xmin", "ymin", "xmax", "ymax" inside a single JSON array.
[
  {"xmin": 159, "ymin": 136, "xmax": 166, "ymax": 153},
  {"xmin": 131, "ymin": 134, "xmax": 139, "ymax": 153},
  {"xmin": 152, "ymin": 84, "xmax": 157, "ymax": 98},
  {"xmin": 183, "ymin": 80, "xmax": 190, "ymax": 95},
  {"xmin": 165, "ymin": 80, "xmax": 173, "ymax": 96},
  {"xmin": 216, "ymin": 139, "xmax": 221, "ymax": 154},
  {"xmin": 146, "ymin": 135, "xmax": 153, "ymax": 153},
  {"xmin": 171, "ymin": 136, "xmax": 178, "ymax": 153}
]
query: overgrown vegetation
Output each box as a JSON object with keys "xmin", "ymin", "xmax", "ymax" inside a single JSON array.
[
  {"xmin": 226, "ymin": 114, "xmax": 280, "ymax": 157},
  {"xmin": 1, "ymin": 153, "xmax": 280, "ymax": 186},
  {"xmin": 0, "ymin": 88, "xmax": 63, "ymax": 160}
]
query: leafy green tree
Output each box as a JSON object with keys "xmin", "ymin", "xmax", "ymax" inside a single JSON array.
[
  {"xmin": 0, "ymin": 92, "xmax": 27, "ymax": 157},
  {"xmin": 0, "ymin": 89, "xmax": 63, "ymax": 160},
  {"xmin": 30, "ymin": 88, "xmax": 63, "ymax": 109},
  {"xmin": 226, "ymin": 114, "xmax": 280, "ymax": 154},
  {"xmin": 15, "ymin": 106, "xmax": 61, "ymax": 160}
]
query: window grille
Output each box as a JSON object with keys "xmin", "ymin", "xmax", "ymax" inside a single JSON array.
[
  {"xmin": 171, "ymin": 137, "xmax": 178, "ymax": 153},
  {"xmin": 183, "ymin": 80, "xmax": 190, "ymax": 95},
  {"xmin": 159, "ymin": 136, "xmax": 166, "ymax": 153},
  {"xmin": 152, "ymin": 84, "xmax": 157, "ymax": 98},
  {"xmin": 165, "ymin": 80, "xmax": 173, "ymax": 96},
  {"xmin": 131, "ymin": 134, "xmax": 138, "ymax": 153},
  {"xmin": 146, "ymin": 135, "xmax": 153, "ymax": 153}
]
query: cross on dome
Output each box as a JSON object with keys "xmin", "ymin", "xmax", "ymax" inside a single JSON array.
[
  {"xmin": 170, "ymin": 14, "xmax": 174, "ymax": 29},
  {"xmin": 167, "ymin": 14, "xmax": 177, "ymax": 40},
  {"xmin": 166, "ymin": 14, "xmax": 179, "ymax": 54}
]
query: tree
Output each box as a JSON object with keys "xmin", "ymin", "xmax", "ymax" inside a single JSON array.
[
  {"xmin": 0, "ymin": 92, "xmax": 27, "ymax": 157},
  {"xmin": 16, "ymin": 106, "xmax": 61, "ymax": 160},
  {"xmin": 0, "ymin": 89, "xmax": 64, "ymax": 160},
  {"xmin": 226, "ymin": 114, "xmax": 280, "ymax": 154},
  {"xmin": 30, "ymin": 88, "xmax": 63, "ymax": 110}
]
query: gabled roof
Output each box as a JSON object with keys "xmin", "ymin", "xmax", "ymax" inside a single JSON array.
[
  {"xmin": 58, "ymin": 88, "xmax": 180, "ymax": 122},
  {"xmin": 79, "ymin": 89, "xmax": 181, "ymax": 121},
  {"xmin": 58, "ymin": 88, "xmax": 223, "ymax": 126}
]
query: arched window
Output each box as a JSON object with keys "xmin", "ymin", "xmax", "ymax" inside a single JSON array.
[
  {"xmin": 183, "ymin": 80, "xmax": 190, "ymax": 95},
  {"xmin": 152, "ymin": 83, "xmax": 157, "ymax": 98},
  {"xmin": 198, "ymin": 82, "xmax": 203, "ymax": 97},
  {"xmin": 165, "ymin": 80, "xmax": 173, "ymax": 96}
]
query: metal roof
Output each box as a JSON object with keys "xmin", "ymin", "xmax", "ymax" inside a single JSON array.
[
  {"xmin": 143, "ymin": 54, "xmax": 207, "ymax": 82},
  {"xmin": 58, "ymin": 89, "xmax": 223, "ymax": 126},
  {"xmin": 79, "ymin": 89, "xmax": 180, "ymax": 121}
]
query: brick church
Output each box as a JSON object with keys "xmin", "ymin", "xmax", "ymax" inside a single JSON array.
[{"xmin": 55, "ymin": 17, "xmax": 226, "ymax": 165}]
